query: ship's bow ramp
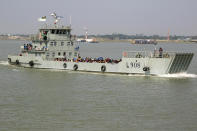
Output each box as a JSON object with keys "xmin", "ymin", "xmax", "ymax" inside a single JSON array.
[{"xmin": 168, "ymin": 53, "xmax": 194, "ymax": 74}]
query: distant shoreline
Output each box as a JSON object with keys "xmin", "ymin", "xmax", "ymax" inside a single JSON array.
[
  {"xmin": 98, "ymin": 39, "xmax": 196, "ymax": 44},
  {"xmin": 0, "ymin": 36, "xmax": 196, "ymax": 44},
  {"xmin": 0, "ymin": 35, "xmax": 30, "ymax": 41}
]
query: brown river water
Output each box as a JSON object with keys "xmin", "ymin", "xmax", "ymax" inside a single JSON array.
[{"xmin": 0, "ymin": 40, "xmax": 197, "ymax": 131}]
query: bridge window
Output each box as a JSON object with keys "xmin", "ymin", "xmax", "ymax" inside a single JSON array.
[
  {"xmin": 56, "ymin": 30, "xmax": 59, "ymax": 34},
  {"xmin": 51, "ymin": 30, "xmax": 55, "ymax": 34},
  {"xmin": 67, "ymin": 30, "xmax": 70, "ymax": 35},
  {"xmin": 59, "ymin": 30, "xmax": 63, "ymax": 34},
  {"xmin": 63, "ymin": 30, "xmax": 66, "ymax": 34}
]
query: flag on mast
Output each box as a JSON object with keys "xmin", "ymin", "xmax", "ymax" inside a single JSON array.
[{"xmin": 38, "ymin": 16, "xmax": 46, "ymax": 22}]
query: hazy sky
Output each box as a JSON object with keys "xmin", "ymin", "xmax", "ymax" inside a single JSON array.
[{"xmin": 1, "ymin": 0, "xmax": 197, "ymax": 35}]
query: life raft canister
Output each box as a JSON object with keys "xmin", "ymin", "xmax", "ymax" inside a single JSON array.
[
  {"xmin": 29, "ymin": 60, "xmax": 34, "ymax": 67},
  {"xmin": 73, "ymin": 64, "xmax": 78, "ymax": 71},
  {"xmin": 101, "ymin": 65, "xmax": 106, "ymax": 72},
  {"xmin": 16, "ymin": 60, "xmax": 20, "ymax": 65},
  {"xmin": 63, "ymin": 63, "xmax": 67, "ymax": 68},
  {"xmin": 143, "ymin": 67, "xmax": 150, "ymax": 71}
]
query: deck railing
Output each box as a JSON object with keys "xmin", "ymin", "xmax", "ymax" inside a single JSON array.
[{"xmin": 122, "ymin": 51, "xmax": 177, "ymax": 58}]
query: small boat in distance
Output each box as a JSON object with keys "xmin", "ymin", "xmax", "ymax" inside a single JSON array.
[
  {"xmin": 77, "ymin": 38, "xmax": 99, "ymax": 43},
  {"xmin": 131, "ymin": 39, "xmax": 157, "ymax": 45},
  {"xmin": 77, "ymin": 27, "xmax": 99, "ymax": 43}
]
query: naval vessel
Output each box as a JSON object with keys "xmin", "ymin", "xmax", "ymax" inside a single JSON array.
[{"xmin": 8, "ymin": 13, "xmax": 194, "ymax": 75}]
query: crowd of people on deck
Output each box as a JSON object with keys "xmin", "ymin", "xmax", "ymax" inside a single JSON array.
[
  {"xmin": 24, "ymin": 43, "xmax": 33, "ymax": 51},
  {"xmin": 55, "ymin": 56, "xmax": 122, "ymax": 64}
]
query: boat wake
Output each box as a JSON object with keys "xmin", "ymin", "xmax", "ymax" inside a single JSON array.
[
  {"xmin": 157, "ymin": 72, "xmax": 197, "ymax": 78},
  {"xmin": 0, "ymin": 60, "xmax": 9, "ymax": 66},
  {"xmin": 128, "ymin": 74, "xmax": 146, "ymax": 77},
  {"xmin": 12, "ymin": 69, "xmax": 19, "ymax": 72}
]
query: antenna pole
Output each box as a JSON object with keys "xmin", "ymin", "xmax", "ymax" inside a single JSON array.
[
  {"xmin": 70, "ymin": 16, "xmax": 72, "ymax": 26},
  {"xmin": 85, "ymin": 30, "xmax": 88, "ymax": 39},
  {"xmin": 167, "ymin": 29, "xmax": 170, "ymax": 41}
]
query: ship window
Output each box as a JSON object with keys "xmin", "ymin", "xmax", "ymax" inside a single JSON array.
[
  {"xmin": 67, "ymin": 30, "xmax": 70, "ymax": 35},
  {"xmin": 74, "ymin": 52, "xmax": 78, "ymax": 57},
  {"xmin": 59, "ymin": 30, "xmax": 63, "ymax": 34},
  {"xmin": 50, "ymin": 42, "xmax": 53, "ymax": 46},
  {"xmin": 52, "ymin": 52, "xmax": 55, "ymax": 57},
  {"xmin": 56, "ymin": 30, "xmax": 59, "ymax": 34},
  {"xmin": 63, "ymin": 52, "xmax": 66, "ymax": 56},
  {"xmin": 46, "ymin": 52, "xmax": 50, "ymax": 57},
  {"xmin": 61, "ymin": 42, "xmax": 64, "ymax": 46},
  {"xmin": 63, "ymin": 30, "xmax": 66, "ymax": 34},
  {"xmin": 54, "ymin": 42, "xmax": 57, "ymax": 46},
  {"xmin": 69, "ymin": 52, "xmax": 72, "ymax": 56},
  {"xmin": 51, "ymin": 30, "xmax": 55, "ymax": 34},
  {"xmin": 58, "ymin": 52, "xmax": 61, "ymax": 56}
]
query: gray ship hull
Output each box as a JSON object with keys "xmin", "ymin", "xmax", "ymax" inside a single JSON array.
[{"xmin": 8, "ymin": 52, "xmax": 194, "ymax": 75}]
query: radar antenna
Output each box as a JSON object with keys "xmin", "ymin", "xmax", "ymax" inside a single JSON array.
[{"xmin": 50, "ymin": 12, "xmax": 63, "ymax": 25}]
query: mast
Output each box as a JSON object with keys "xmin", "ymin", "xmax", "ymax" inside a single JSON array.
[
  {"xmin": 167, "ymin": 29, "xmax": 170, "ymax": 41},
  {"xmin": 69, "ymin": 16, "xmax": 72, "ymax": 27},
  {"xmin": 84, "ymin": 27, "xmax": 88, "ymax": 39}
]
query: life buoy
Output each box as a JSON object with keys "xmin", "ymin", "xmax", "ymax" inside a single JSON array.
[
  {"xmin": 143, "ymin": 67, "xmax": 150, "ymax": 71},
  {"xmin": 63, "ymin": 63, "xmax": 67, "ymax": 68},
  {"xmin": 73, "ymin": 64, "xmax": 78, "ymax": 71},
  {"xmin": 29, "ymin": 61, "xmax": 34, "ymax": 67},
  {"xmin": 101, "ymin": 65, "xmax": 106, "ymax": 72},
  {"xmin": 16, "ymin": 60, "xmax": 20, "ymax": 65}
]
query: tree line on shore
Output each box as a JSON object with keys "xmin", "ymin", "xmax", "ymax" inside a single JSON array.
[
  {"xmin": 1, "ymin": 33, "xmax": 197, "ymax": 41},
  {"xmin": 78, "ymin": 33, "xmax": 197, "ymax": 40}
]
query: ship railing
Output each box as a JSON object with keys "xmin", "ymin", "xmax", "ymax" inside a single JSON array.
[
  {"xmin": 122, "ymin": 51, "xmax": 177, "ymax": 58},
  {"xmin": 21, "ymin": 48, "xmax": 47, "ymax": 53},
  {"xmin": 40, "ymin": 24, "xmax": 71, "ymax": 29}
]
